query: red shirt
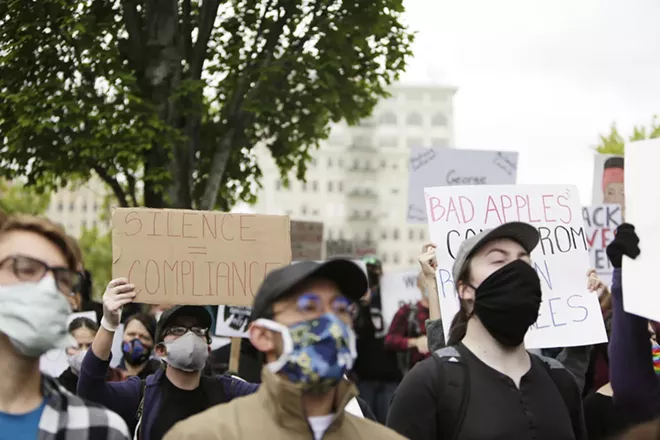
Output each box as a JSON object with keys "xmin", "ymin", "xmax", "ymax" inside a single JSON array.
[{"xmin": 385, "ymin": 301, "xmax": 431, "ymax": 368}]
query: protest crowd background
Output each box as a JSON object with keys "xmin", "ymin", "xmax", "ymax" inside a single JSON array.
[{"xmin": 1, "ymin": 1, "xmax": 660, "ymax": 439}]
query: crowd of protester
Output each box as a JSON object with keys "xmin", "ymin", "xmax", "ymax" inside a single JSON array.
[{"xmin": 0, "ymin": 207, "xmax": 659, "ymax": 439}]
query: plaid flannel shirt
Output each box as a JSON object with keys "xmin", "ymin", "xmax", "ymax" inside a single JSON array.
[
  {"xmin": 39, "ymin": 375, "xmax": 130, "ymax": 440},
  {"xmin": 384, "ymin": 302, "xmax": 431, "ymax": 368}
]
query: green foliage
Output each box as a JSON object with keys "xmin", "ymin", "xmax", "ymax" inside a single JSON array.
[
  {"xmin": 0, "ymin": 181, "xmax": 51, "ymax": 215},
  {"xmin": 78, "ymin": 226, "xmax": 112, "ymax": 300},
  {"xmin": 595, "ymin": 116, "xmax": 660, "ymax": 155},
  {"xmin": 0, "ymin": 0, "xmax": 414, "ymax": 210}
]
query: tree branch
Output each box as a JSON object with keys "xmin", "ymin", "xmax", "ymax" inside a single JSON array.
[
  {"xmin": 190, "ymin": 0, "xmax": 220, "ymax": 79},
  {"xmin": 121, "ymin": 0, "xmax": 144, "ymax": 66},
  {"xmin": 92, "ymin": 166, "xmax": 129, "ymax": 208},
  {"xmin": 125, "ymin": 172, "xmax": 138, "ymax": 206}
]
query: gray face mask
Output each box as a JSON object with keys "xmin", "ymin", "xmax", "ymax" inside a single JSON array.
[
  {"xmin": 0, "ymin": 277, "xmax": 75, "ymax": 357},
  {"xmin": 160, "ymin": 331, "xmax": 209, "ymax": 372}
]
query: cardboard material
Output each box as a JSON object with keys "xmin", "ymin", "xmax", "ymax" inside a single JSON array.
[
  {"xmin": 424, "ymin": 184, "xmax": 607, "ymax": 349},
  {"xmin": 290, "ymin": 221, "xmax": 324, "ymax": 261},
  {"xmin": 622, "ymin": 139, "xmax": 660, "ymax": 322},
  {"xmin": 112, "ymin": 208, "xmax": 292, "ymax": 307}
]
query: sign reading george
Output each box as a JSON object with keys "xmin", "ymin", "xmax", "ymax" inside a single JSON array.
[
  {"xmin": 112, "ymin": 208, "xmax": 291, "ymax": 306},
  {"xmin": 424, "ymin": 184, "xmax": 607, "ymax": 349},
  {"xmin": 290, "ymin": 221, "xmax": 324, "ymax": 261}
]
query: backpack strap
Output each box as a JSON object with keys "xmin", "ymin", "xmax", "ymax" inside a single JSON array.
[
  {"xmin": 134, "ymin": 379, "xmax": 147, "ymax": 440},
  {"xmin": 532, "ymin": 354, "xmax": 577, "ymax": 414},
  {"xmin": 432, "ymin": 346, "xmax": 470, "ymax": 440}
]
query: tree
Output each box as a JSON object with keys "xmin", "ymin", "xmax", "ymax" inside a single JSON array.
[
  {"xmin": 0, "ymin": 0, "xmax": 414, "ymax": 210},
  {"xmin": 78, "ymin": 226, "xmax": 112, "ymax": 300},
  {"xmin": 0, "ymin": 180, "xmax": 51, "ymax": 215},
  {"xmin": 595, "ymin": 116, "xmax": 660, "ymax": 155}
]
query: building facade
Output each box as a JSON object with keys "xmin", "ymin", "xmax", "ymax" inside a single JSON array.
[{"xmin": 252, "ymin": 83, "xmax": 457, "ymax": 270}]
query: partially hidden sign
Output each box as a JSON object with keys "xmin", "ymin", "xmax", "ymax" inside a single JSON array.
[
  {"xmin": 290, "ymin": 220, "xmax": 324, "ymax": 261},
  {"xmin": 112, "ymin": 208, "xmax": 291, "ymax": 307}
]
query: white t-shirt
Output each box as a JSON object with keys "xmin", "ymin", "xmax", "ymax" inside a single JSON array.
[{"xmin": 308, "ymin": 414, "xmax": 335, "ymax": 440}]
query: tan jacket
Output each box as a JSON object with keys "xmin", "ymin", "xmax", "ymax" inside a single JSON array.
[{"xmin": 164, "ymin": 368, "xmax": 406, "ymax": 440}]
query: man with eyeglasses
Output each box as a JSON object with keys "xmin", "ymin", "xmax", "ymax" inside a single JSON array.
[
  {"xmin": 77, "ymin": 279, "xmax": 258, "ymax": 440},
  {"xmin": 163, "ymin": 259, "xmax": 405, "ymax": 440},
  {"xmin": 0, "ymin": 215, "xmax": 129, "ymax": 440}
]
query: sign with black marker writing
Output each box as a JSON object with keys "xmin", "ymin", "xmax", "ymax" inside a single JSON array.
[
  {"xmin": 424, "ymin": 184, "xmax": 607, "ymax": 349},
  {"xmin": 582, "ymin": 204, "xmax": 622, "ymax": 288},
  {"xmin": 380, "ymin": 269, "xmax": 423, "ymax": 334},
  {"xmin": 215, "ymin": 305, "xmax": 252, "ymax": 338},
  {"xmin": 408, "ymin": 147, "xmax": 519, "ymax": 223},
  {"xmin": 111, "ymin": 208, "xmax": 292, "ymax": 306}
]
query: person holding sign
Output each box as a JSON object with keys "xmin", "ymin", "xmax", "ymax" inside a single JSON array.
[
  {"xmin": 387, "ymin": 222, "xmax": 586, "ymax": 440},
  {"xmin": 0, "ymin": 215, "xmax": 130, "ymax": 440},
  {"xmin": 163, "ymin": 259, "xmax": 405, "ymax": 440},
  {"xmin": 77, "ymin": 279, "xmax": 258, "ymax": 440}
]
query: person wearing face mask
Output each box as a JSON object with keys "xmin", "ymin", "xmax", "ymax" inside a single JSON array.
[
  {"xmin": 387, "ymin": 222, "xmax": 586, "ymax": 440},
  {"xmin": 77, "ymin": 278, "xmax": 258, "ymax": 440},
  {"xmin": 0, "ymin": 214, "xmax": 130, "ymax": 440},
  {"xmin": 163, "ymin": 259, "xmax": 405, "ymax": 440},
  {"xmin": 385, "ymin": 272, "xmax": 431, "ymax": 374},
  {"xmin": 118, "ymin": 313, "xmax": 161, "ymax": 380},
  {"xmin": 58, "ymin": 317, "xmax": 126, "ymax": 394}
]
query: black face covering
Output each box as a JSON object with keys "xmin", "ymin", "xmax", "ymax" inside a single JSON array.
[{"xmin": 472, "ymin": 259, "xmax": 542, "ymax": 347}]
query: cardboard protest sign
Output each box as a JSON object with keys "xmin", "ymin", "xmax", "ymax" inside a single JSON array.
[
  {"xmin": 291, "ymin": 221, "xmax": 324, "ymax": 261},
  {"xmin": 408, "ymin": 147, "xmax": 518, "ymax": 223},
  {"xmin": 622, "ymin": 138, "xmax": 660, "ymax": 322},
  {"xmin": 425, "ymin": 184, "xmax": 608, "ymax": 349},
  {"xmin": 592, "ymin": 154, "xmax": 625, "ymax": 215},
  {"xmin": 215, "ymin": 305, "xmax": 252, "ymax": 338},
  {"xmin": 112, "ymin": 208, "xmax": 291, "ymax": 307},
  {"xmin": 380, "ymin": 269, "xmax": 423, "ymax": 333},
  {"xmin": 582, "ymin": 204, "xmax": 622, "ymax": 288}
]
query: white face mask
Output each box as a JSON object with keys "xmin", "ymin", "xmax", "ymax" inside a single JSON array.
[
  {"xmin": 68, "ymin": 349, "xmax": 87, "ymax": 375},
  {"xmin": 159, "ymin": 332, "xmax": 209, "ymax": 372},
  {"xmin": 0, "ymin": 277, "xmax": 75, "ymax": 357}
]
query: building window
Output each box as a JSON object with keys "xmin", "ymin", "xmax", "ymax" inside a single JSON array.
[
  {"xmin": 93, "ymin": 220, "xmax": 98, "ymax": 228},
  {"xmin": 302, "ymin": 182, "xmax": 308, "ymax": 191},
  {"xmin": 379, "ymin": 137, "xmax": 398, "ymax": 148},
  {"xmin": 431, "ymin": 138, "xmax": 448, "ymax": 148},
  {"xmin": 407, "ymin": 137, "xmax": 424, "ymax": 149},
  {"xmin": 381, "ymin": 253, "xmax": 388, "ymax": 264},
  {"xmin": 365, "ymin": 209, "xmax": 373, "ymax": 219},
  {"xmin": 82, "ymin": 203, "xmax": 88, "ymax": 212},
  {"xmin": 393, "ymin": 253, "xmax": 400, "ymax": 264},
  {"xmin": 406, "ymin": 112, "xmax": 423, "ymax": 126},
  {"xmin": 276, "ymin": 180, "xmax": 282, "ymax": 190},
  {"xmin": 328, "ymin": 158, "xmax": 333, "ymax": 168},
  {"xmin": 310, "ymin": 158, "xmax": 317, "ymax": 167},
  {"xmin": 338, "ymin": 229, "xmax": 344, "ymax": 240},
  {"xmin": 365, "ymin": 230, "xmax": 372, "ymax": 242},
  {"xmin": 327, "ymin": 181, "xmax": 334, "ymax": 192},
  {"xmin": 301, "ymin": 205, "xmax": 308, "ymax": 216},
  {"xmin": 286, "ymin": 209, "xmax": 293, "ymax": 216},
  {"xmin": 409, "ymin": 229, "xmax": 414, "ymax": 240},
  {"xmin": 380, "ymin": 159, "xmax": 387, "ymax": 169},
  {"xmin": 338, "ymin": 159, "xmax": 344, "ymax": 168},
  {"xmin": 419, "ymin": 229, "xmax": 425, "ymax": 241},
  {"xmin": 312, "ymin": 181, "xmax": 318, "ymax": 192},
  {"xmin": 381, "ymin": 230, "xmax": 387, "ymax": 240},
  {"xmin": 392, "ymin": 162, "xmax": 399, "ymax": 170},
  {"xmin": 380, "ymin": 111, "xmax": 397, "ymax": 125},
  {"xmin": 431, "ymin": 113, "xmax": 447, "ymax": 126},
  {"xmin": 312, "ymin": 209, "xmax": 319, "ymax": 216},
  {"xmin": 93, "ymin": 203, "xmax": 99, "ymax": 212},
  {"xmin": 409, "ymin": 257, "xmax": 416, "ymax": 266},
  {"xmin": 69, "ymin": 202, "xmax": 75, "ymax": 212},
  {"xmin": 338, "ymin": 181, "xmax": 344, "ymax": 193},
  {"xmin": 57, "ymin": 202, "xmax": 63, "ymax": 212},
  {"xmin": 352, "ymin": 158, "xmax": 359, "ymax": 169},
  {"xmin": 393, "ymin": 228, "xmax": 399, "ymax": 240}
]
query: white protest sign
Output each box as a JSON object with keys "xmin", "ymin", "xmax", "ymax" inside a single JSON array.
[
  {"xmin": 582, "ymin": 204, "xmax": 622, "ymax": 288},
  {"xmin": 622, "ymin": 138, "xmax": 660, "ymax": 321},
  {"xmin": 408, "ymin": 147, "xmax": 518, "ymax": 223},
  {"xmin": 67, "ymin": 311, "xmax": 98, "ymax": 326},
  {"xmin": 215, "ymin": 305, "xmax": 252, "ymax": 338},
  {"xmin": 425, "ymin": 184, "xmax": 608, "ymax": 349},
  {"xmin": 380, "ymin": 269, "xmax": 423, "ymax": 333}
]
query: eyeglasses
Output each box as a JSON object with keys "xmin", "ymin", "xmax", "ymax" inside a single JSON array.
[
  {"xmin": 0, "ymin": 255, "xmax": 82, "ymax": 296},
  {"xmin": 164, "ymin": 325, "xmax": 209, "ymax": 338},
  {"xmin": 293, "ymin": 292, "xmax": 356, "ymax": 319}
]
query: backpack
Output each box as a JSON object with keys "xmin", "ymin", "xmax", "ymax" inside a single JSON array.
[
  {"xmin": 397, "ymin": 303, "xmax": 421, "ymax": 375},
  {"xmin": 432, "ymin": 345, "xmax": 576, "ymax": 440}
]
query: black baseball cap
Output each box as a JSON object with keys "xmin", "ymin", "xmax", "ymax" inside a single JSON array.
[
  {"xmin": 155, "ymin": 305, "xmax": 213, "ymax": 343},
  {"xmin": 251, "ymin": 259, "xmax": 368, "ymax": 321}
]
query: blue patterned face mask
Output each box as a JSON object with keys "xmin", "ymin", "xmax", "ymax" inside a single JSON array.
[{"xmin": 254, "ymin": 313, "xmax": 357, "ymax": 394}]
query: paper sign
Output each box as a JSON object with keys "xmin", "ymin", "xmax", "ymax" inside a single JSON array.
[
  {"xmin": 408, "ymin": 147, "xmax": 518, "ymax": 223},
  {"xmin": 592, "ymin": 154, "xmax": 625, "ymax": 213},
  {"xmin": 215, "ymin": 305, "xmax": 252, "ymax": 338},
  {"xmin": 582, "ymin": 204, "xmax": 622, "ymax": 288},
  {"xmin": 291, "ymin": 221, "xmax": 324, "ymax": 261},
  {"xmin": 112, "ymin": 208, "xmax": 292, "ymax": 307},
  {"xmin": 380, "ymin": 269, "xmax": 423, "ymax": 333},
  {"xmin": 66, "ymin": 311, "xmax": 97, "ymax": 327},
  {"xmin": 622, "ymin": 138, "xmax": 660, "ymax": 321},
  {"xmin": 424, "ymin": 184, "xmax": 607, "ymax": 349}
]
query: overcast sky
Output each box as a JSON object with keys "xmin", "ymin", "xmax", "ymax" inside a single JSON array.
[{"xmin": 401, "ymin": 0, "xmax": 660, "ymax": 204}]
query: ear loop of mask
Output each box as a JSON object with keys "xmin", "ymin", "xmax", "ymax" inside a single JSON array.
[{"xmin": 252, "ymin": 318, "xmax": 294, "ymax": 373}]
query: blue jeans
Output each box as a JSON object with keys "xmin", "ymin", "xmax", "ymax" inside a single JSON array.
[{"xmin": 357, "ymin": 380, "xmax": 399, "ymax": 425}]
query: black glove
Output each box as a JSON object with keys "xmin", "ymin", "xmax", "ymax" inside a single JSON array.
[{"xmin": 606, "ymin": 223, "xmax": 641, "ymax": 269}]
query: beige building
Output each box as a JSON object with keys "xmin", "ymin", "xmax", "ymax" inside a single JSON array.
[
  {"xmin": 252, "ymin": 83, "xmax": 457, "ymax": 270},
  {"xmin": 45, "ymin": 177, "xmax": 110, "ymax": 238}
]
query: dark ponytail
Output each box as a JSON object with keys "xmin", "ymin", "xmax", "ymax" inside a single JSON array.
[{"xmin": 447, "ymin": 264, "xmax": 473, "ymax": 346}]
